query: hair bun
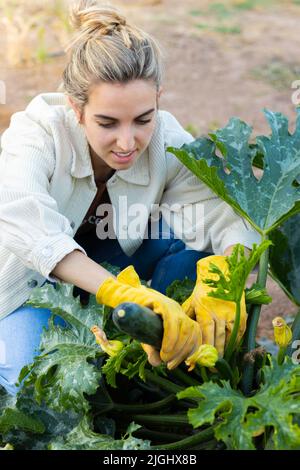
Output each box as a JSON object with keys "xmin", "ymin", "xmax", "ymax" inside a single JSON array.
[{"xmin": 70, "ymin": 0, "xmax": 127, "ymax": 35}]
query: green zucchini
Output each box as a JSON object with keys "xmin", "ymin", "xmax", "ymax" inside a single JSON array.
[{"xmin": 112, "ymin": 302, "xmax": 163, "ymax": 349}]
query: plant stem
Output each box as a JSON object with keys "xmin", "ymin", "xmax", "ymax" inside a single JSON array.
[
  {"xmin": 113, "ymin": 394, "xmax": 176, "ymax": 413},
  {"xmin": 189, "ymin": 439, "xmax": 218, "ymax": 450},
  {"xmin": 200, "ymin": 366, "xmax": 209, "ymax": 382},
  {"xmin": 152, "ymin": 426, "xmax": 216, "ymax": 450},
  {"xmin": 224, "ymin": 299, "xmax": 241, "ymax": 363},
  {"xmin": 241, "ymin": 237, "xmax": 270, "ymax": 395},
  {"xmin": 134, "ymin": 428, "xmax": 187, "ymax": 443},
  {"xmin": 144, "ymin": 370, "xmax": 184, "ymax": 395},
  {"xmin": 132, "ymin": 413, "xmax": 189, "ymax": 426},
  {"xmin": 169, "ymin": 368, "xmax": 200, "ymax": 386},
  {"xmin": 277, "ymin": 346, "xmax": 287, "ymax": 365},
  {"xmin": 215, "ymin": 358, "xmax": 234, "ymax": 382}
]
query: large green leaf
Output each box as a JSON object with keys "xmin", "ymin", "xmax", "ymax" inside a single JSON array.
[
  {"xmin": 0, "ymin": 387, "xmax": 15, "ymax": 414},
  {"xmin": 0, "ymin": 408, "xmax": 45, "ymax": 435},
  {"xmin": 19, "ymin": 323, "xmax": 102, "ymax": 413},
  {"xmin": 166, "ymin": 277, "xmax": 195, "ymax": 304},
  {"xmin": 269, "ymin": 212, "xmax": 300, "ymax": 306},
  {"xmin": 48, "ymin": 417, "xmax": 151, "ymax": 450},
  {"xmin": 179, "ymin": 381, "xmax": 254, "ymax": 449},
  {"xmin": 206, "ymin": 242, "xmax": 271, "ymax": 303},
  {"xmin": 178, "ymin": 357, "xmax": 300, "ymax": 450},
  {"xmin": 0, "ymin": 385, "xmax": 149, "ymax": 450},
  {"xmin": 25, "ymin": 282, "xmax": 105, "ymax": 332},
  {"xmin": 168, "ymin": 108, "xmax": 300, "ymax": 234},
  {"xmin": 0, "ymin": 386, "xmax": 81, "ymax": 450},
  {"xmin": 20, "ymin": 283, "xmax": 108, "ymax": 413},
  {"xmin": 102, "ymin": 341, "xmax": 147, "ymax": 388}
]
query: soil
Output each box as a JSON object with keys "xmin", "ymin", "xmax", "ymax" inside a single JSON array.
[{"xmin": 0, "ymin": 0, "xmax": 299, "ymax": 338}]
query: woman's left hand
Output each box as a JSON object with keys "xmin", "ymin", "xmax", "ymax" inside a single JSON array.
[{"xmin": 181, "ymin": 255, "xmax": 247, "ymax": 357}]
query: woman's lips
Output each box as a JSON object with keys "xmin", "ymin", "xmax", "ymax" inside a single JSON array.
[{"xmin": 111, "ymin": 150, "xmax": 137, "ymax": 163}]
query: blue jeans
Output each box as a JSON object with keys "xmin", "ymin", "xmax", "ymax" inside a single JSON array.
[{"xmin": 0, "ymin": 218, "xmax": 210, "ymax": 395}]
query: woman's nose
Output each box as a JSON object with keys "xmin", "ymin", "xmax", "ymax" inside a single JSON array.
[{"xmin": 116, "ymin": 129, "xmax": 136, "ymax": 151}]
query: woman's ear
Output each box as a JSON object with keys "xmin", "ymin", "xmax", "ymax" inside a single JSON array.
[
  {"xmin": 66, "ymin": 96, "xmax": 83, "ymax": 124},
  {"xmin": 157, "ymin": 86, "xmax": 163, "ymax": 99},
  {"xmin": 156, "ymin": 86, "xmax": 163, "ymax": 109}
]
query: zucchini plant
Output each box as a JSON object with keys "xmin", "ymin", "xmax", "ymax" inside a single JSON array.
[{"xmin": 167, "ymin": 107, "xmax": 300, "ymax": 395}]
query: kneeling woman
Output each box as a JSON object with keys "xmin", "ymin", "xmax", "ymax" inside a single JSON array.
[{"xmin": 0, "ymin": 0, "xmax": 259, "ymax": 395}]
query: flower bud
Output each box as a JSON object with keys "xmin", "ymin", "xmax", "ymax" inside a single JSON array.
[
  {"xmin": 185, "ymin": 344, "xmax": 218, "ymax": 371},
  {"xmin": 91, "ymin": 325, "xmax": 124, "ymax": 357},
  {"xmin": 272, "ymin": 317, "xmax": 292, "ymax": 348}
]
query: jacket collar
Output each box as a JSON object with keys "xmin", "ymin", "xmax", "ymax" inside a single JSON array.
[
  {"xmin": 114, "ymin": 150, "xmax": 149, "ymax": 185},
  {"xmin": 66, "ymin": 109, "xmax": 95, "ymax": 179},
  {"xmin": 26, "ymin": 93, "xmax": 95, "ymax": 181}
]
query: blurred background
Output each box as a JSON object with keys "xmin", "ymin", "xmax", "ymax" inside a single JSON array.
[
  {"xmin": 1, "ymin": 0, "xmax": 300, "ymax": 134},
  {"xmin": 0, "ymin": 0, "xmax": 299, "ymax": 336}
]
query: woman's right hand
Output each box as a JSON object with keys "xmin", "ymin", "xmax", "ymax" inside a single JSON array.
[{"xmin": 96, "ymin": 265, "xmax": 202, "ymax": 370}]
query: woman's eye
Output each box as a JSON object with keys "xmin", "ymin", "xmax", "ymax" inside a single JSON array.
[
  {"xmin": 137, "ymin": 119, "xmax": 152, "ymax": 125},
  {"xmin": 97, "ymin": 123, "xmax": 115, "ymax": 128},
  {"xmin": 98, "ymin": 119, "xmax": 152, "ymax": 128}
]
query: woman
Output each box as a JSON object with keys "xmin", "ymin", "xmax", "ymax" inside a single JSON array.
[{"xmin": 0, "ymin": 0, "xmax": 259, "ymax": 396}]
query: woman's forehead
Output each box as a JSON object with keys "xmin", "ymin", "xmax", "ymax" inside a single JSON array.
[{"xmin": 88, "ymin": 79, "xmax": 158, "ymax": 109}]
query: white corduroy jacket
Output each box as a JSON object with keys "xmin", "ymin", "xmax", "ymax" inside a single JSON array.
[{"xmin": 0, "ymin": 93, "xmax": 260, "ymax": 320}]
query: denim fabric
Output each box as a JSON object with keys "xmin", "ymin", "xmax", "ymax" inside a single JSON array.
[
  {"xmin": 0, "ymin": 217, "xmax": 210, "ymax": 395},
  {"xmin": 74, "ymin": 217, "xmax": 209, "ymax": 295},
  {"xmin": 0, "ymin": 307, "xmax": 66, "ymax": 395}
]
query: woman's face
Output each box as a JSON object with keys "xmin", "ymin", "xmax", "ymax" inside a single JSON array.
[{"xmin": 70, "ymin": 79, "xmax": 162, "ymax": 171}]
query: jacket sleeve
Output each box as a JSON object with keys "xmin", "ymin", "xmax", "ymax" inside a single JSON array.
[
  {"xmin": 159, "ymin": 112, "xmax": 261, "ymax": 254},
  {"xmin": 0, "ymin": 111, "xmax": 86, "ymax": 280}
]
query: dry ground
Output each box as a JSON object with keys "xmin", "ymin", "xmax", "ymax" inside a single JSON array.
[{"xmin": 0, "ymin": 0, "xmax": 299, "ymax": 338}]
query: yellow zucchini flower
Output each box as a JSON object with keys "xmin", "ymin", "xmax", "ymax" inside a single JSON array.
[
  {"xmin": 185, "ymin": 344, "xmax": 218, "ymax": 371},
  {"xmin": 91, "ymin": 325, "xmax": 124, "ymax": 357},
  {"xmin": 272, "ymin": 317, "xmax": 292, "ymax": 348}
]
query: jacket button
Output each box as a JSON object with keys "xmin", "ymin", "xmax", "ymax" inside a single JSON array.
[
  {"xmin": 27, "ymin": 279, "xmax": 38, "ymax": 288},
  {"xmin": 42, "ymin": 246, "xmax": 53, "ymax": 257},
  {"xmin": 70, "ymin": 221, "xmax": 75, "ymax": 229}
]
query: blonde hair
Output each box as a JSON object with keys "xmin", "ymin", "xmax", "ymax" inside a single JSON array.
[{"xmin": 62, "ymin": 0, "xmax": 163, "ymax": 109}]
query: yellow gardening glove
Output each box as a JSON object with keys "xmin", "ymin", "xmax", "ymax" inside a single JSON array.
[
  {"xmin": 182, "ymin": 255, "xmax": 247, "ymax": 357},
  {"xmin": 96, "ymin": 265, "xmax": 202, "ymax": 370}
]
